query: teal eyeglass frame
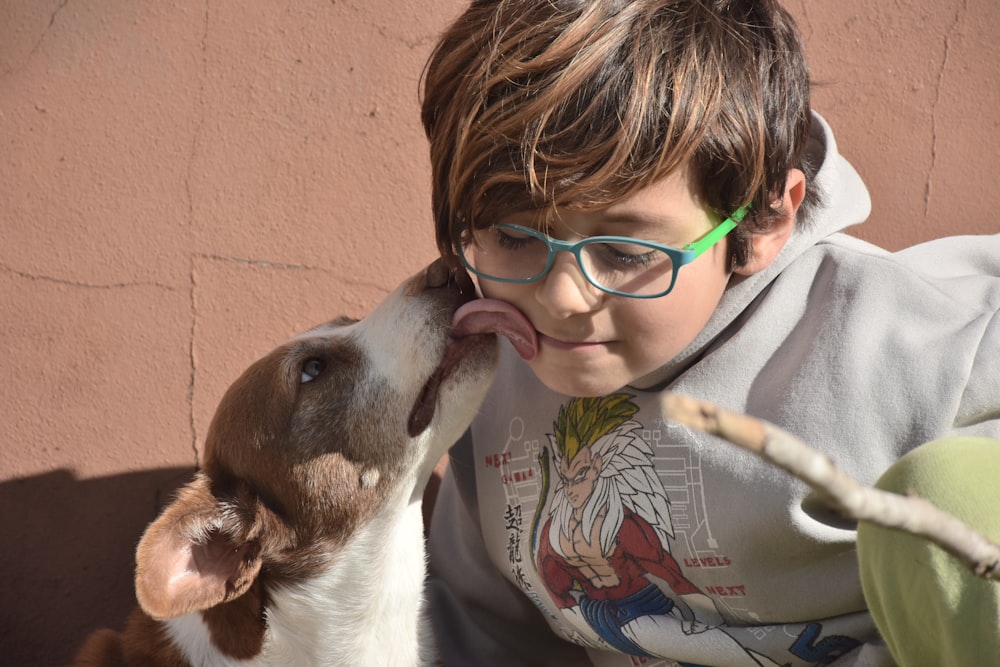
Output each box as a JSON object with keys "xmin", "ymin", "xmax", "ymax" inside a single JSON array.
[{"xmin": 461, "ymin": 204, "xmax": 750, "ymax": 299}]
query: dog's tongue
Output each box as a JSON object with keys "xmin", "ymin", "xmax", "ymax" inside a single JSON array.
[{"xmin": 452, "ymin": 299, "xmax": 537, "ymax": 361}]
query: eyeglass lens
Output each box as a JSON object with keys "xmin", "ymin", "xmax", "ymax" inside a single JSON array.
[{"xmin": 464, "ymin": 226, "xmax": 677, "ymax": 296}]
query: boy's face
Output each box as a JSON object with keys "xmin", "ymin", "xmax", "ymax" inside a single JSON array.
[{"xmin": 473, "ymin": 163, "xmax": 734, "ymax": 396}]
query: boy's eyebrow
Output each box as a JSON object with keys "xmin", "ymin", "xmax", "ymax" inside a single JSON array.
[
  {"xmin": 599, "ymin": 209, "xmax": 688, "ymax": 227},
  {"xmin": 582, "ymin": 210, "xmax": 695, "ymax": 241},
  {"xmin": 502, "ymin": 206, "xmax": 695, "ymax": 239}
]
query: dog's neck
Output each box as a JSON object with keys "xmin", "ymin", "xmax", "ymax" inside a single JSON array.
[
  {"xmin": 265, "ymin": 496, "xmax": 432, "ymax": 665},
  {"xmin": 165, "ymin": 493, "xmax": 433, "ymax": 666}
]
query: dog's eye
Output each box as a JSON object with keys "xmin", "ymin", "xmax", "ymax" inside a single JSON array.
[{"xmin": 300, "ymin": 358, "xmax": 326, "ymax": 384}]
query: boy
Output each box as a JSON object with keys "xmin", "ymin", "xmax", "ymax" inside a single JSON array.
[{"xmin": 420, "ymin": 0, "xmax": 1000, "ymax": 664}]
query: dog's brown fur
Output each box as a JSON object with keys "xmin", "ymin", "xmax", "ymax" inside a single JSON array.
[{"xmin": 73, "ymin": 260, "xmax": 497, "ymax": 666}]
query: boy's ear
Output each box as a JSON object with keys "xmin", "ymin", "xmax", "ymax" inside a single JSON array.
[
  {"xmin": 733, "ymin": 168, "xmax": 806, "ymax": 276},
  {"xmin": 134, "ymin": 475, "xmax": 262, "ymax": 621}
]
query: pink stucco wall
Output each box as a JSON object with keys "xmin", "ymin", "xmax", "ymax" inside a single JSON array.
[{"xmin": 1, "ymin": 1, "xmax": 997, "ymax": 663}]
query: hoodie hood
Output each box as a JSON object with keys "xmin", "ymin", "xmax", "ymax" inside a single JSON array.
[{"xmin": 632, "ymin": 111, "xmax": 872, "ymax": 389}]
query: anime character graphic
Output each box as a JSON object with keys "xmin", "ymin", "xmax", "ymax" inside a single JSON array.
[{"xmin": 530, "ymin": 394, "xmax": 778, "ymax": 666}]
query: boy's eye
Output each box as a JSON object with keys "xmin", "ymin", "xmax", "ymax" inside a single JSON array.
[
  {"xmin": 589, "ymin": 242, "xmax": 665, "ymax": 271},
  {"xmin": 492, "ymin": 226, "xmax": 537, "ymax": 250}
]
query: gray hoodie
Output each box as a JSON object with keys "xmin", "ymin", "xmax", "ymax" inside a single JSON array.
[{"xmin": 427, "ymin": 112, "xmax": 1000, "ymax": 667}]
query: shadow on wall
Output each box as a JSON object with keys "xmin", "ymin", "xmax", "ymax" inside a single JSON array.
[{"xmin": 1, "ymin": 466, "xmax": 194, "ymax": 666}]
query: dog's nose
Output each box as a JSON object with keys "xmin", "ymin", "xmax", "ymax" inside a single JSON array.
[{"xmin": 425, "ymin": 257, "xmax": 451, "ymax": 288}]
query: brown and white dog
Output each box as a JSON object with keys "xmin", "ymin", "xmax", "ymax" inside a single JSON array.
[{"xmin": 72, "ymin": 259, "xmax": 536, "ymax": 666}]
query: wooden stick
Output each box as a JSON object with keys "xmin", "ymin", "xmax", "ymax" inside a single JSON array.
[{"xmin": 662, "ymin": 393, "xmax": 1000, "ymax": 581}]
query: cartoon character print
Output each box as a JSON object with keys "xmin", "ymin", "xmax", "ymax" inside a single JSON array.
[{"xmin": 530, "ymin": 394, "xmax": 779, "ymax": 666}]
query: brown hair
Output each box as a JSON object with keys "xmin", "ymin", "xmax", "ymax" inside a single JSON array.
[{"xmin": 421, "ymin": 0, "xmax": 818, "ymax": 268}]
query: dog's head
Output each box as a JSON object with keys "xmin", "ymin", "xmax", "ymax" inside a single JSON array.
[{"xmin": 132, "ymin": 259, "xmax": 528, "ymax": 629}]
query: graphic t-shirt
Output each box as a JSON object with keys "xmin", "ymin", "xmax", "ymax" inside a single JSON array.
[{"xmin": 469, "ymin": 371, "xmax": 883, "ymax": 667}]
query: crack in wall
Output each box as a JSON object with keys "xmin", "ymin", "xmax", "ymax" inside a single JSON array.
[
  {"xmin": 187, "ymin": 256, "xmax": 200, "ymax": 468},
  {"xmin": 186, "ymin": 0, "xmax": 212, "ymax": 468},
  {"xmin": 2, "ymin": 0, "xmax": 70, "ymax": 76},
  {"xmin": 193, "ymin": 253, "xmax": 390, "ymax": 292},
  {"xmin": 197, "ymin": 253, "xmax": 324, "ymax": 272},
  {"xmin": 926, "ymin": 0, "xmax": 969, "ymax": 218},
  {"xmin": 184, "ymin": 0, "xmax": 211, "ymax": 230},
  {"xmin": 0, "ymin": 262, "xmax": 176, "ymax": 291}
]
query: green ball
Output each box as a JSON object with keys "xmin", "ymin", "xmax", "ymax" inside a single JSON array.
[{"xmin": 857, "ymin": 436, "xmax": 1000, "ymax": 665}]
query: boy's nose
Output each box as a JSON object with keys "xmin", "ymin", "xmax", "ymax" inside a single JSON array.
[{"xmin": 534, "ymin": 252, "xmax": 602, "ymax": 317}]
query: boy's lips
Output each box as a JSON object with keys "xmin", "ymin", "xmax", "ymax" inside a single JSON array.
[
  {"xmin": 536, "ymin": 333, "xmax": 608, "ymax": 352},
  {"xmin": 451, "ymin": 298, "xmax": 538, "ymax": 361}
]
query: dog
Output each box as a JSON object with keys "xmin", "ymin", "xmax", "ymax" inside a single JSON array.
[{"xmin": 72, "ymin": 258, "xmax": 536, "ymax": 666}]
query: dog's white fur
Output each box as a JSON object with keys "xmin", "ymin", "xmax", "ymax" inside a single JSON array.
[
  {"xmin": 162, "ymin": 504, "xmax": 430, "ymax": 666},
  {"xmin": 74, "ymin": 260, "xmax": 497, "ymax": 666}
]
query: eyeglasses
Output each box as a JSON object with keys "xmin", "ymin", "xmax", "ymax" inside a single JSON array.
[{"xmin": 459, "ymin": 205, "xmax": 749, "ymax": 298}]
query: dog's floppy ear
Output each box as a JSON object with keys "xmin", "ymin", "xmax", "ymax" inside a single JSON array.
[{"xmin": 135, "ymin": 475, "xmax": 262, "ymax": 620}]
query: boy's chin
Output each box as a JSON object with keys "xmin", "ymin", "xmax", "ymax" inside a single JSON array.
[{"xmin": 530, "ymin": 361, "xmax": 630, "ymax": 398}]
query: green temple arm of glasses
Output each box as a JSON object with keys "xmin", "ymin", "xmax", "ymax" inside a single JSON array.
[{"xmin": 684, "ymin": 204, "xmax": 751, "ymax": 258}]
